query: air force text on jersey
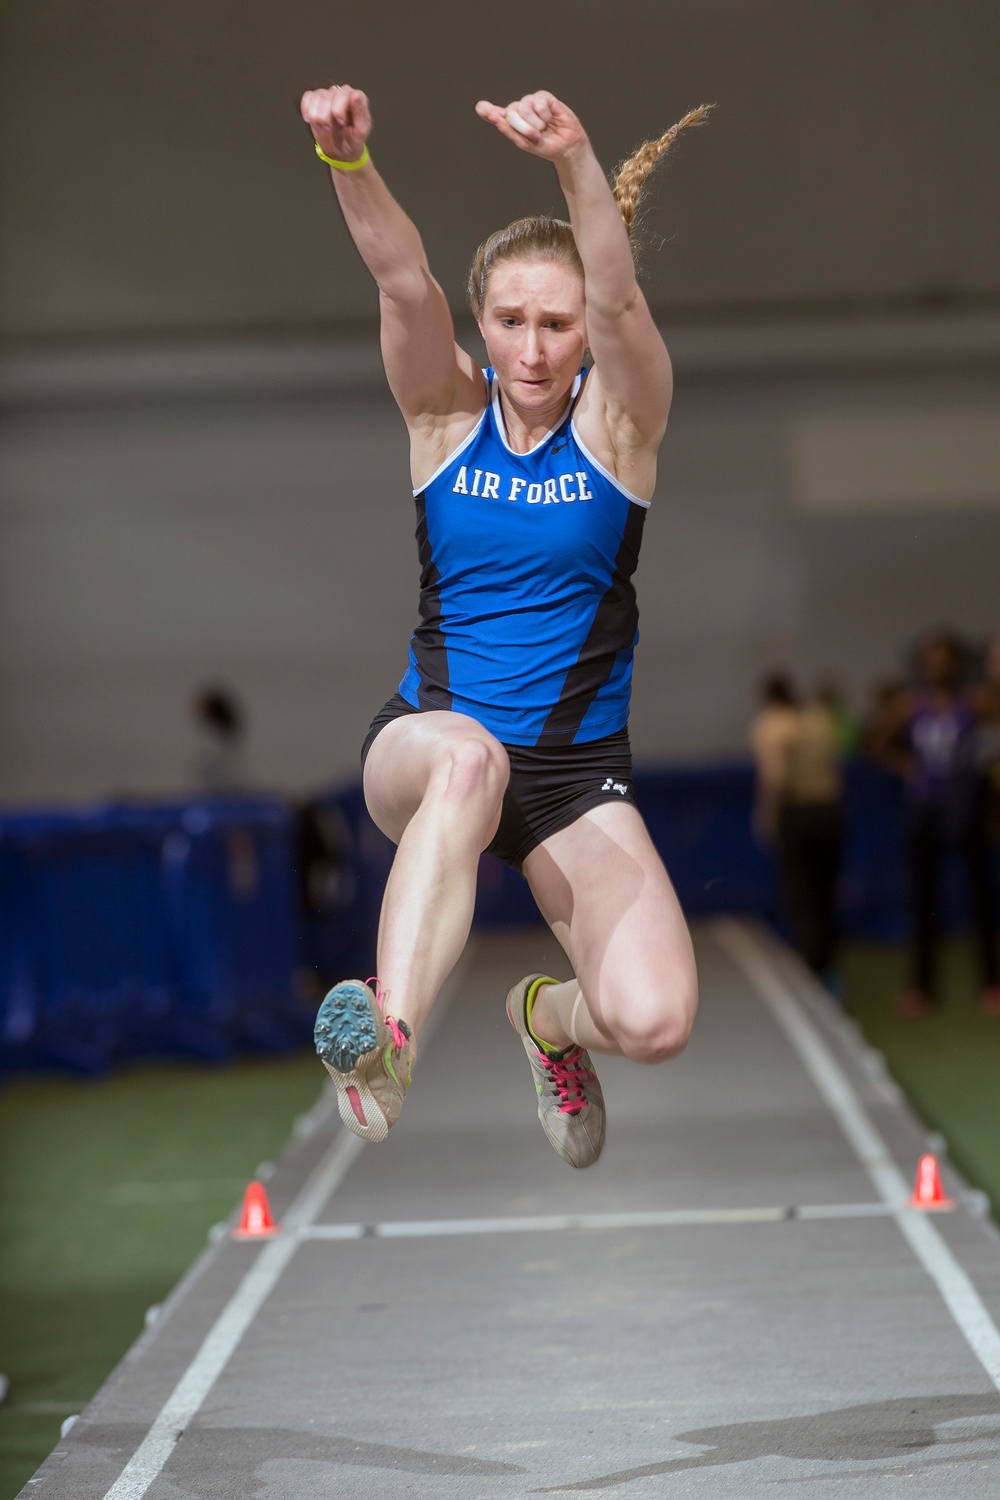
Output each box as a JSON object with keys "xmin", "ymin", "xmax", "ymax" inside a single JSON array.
[{"xmin": 451, "ymin": 465, "xmax": 595, "ymax": 505}]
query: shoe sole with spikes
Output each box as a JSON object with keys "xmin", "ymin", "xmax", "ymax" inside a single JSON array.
[{"xmin": 314, "ymin": 980, "xmax": 412, "ymax": 1143}]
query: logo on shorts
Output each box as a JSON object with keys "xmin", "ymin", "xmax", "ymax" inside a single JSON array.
[{"xmin": 601, "ymin": 777, "xmax": 629, "ymax": 796}]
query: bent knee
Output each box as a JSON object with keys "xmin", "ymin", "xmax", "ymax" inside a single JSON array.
[
  {"xmin": 609, "ymin": 977, "xmax": 698, "ymax": 1065},
  {"xmin": 440, "ymin": 735, "xmax": 509, "ymax": 804}
]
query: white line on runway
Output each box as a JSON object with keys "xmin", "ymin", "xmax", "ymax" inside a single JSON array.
[
  {"xmin": 296, "ymin": 1200, "xmax": 905, "ymax": 1239},
  {"xmin": 715, "ymin": 919, "xmax": 1000, "ymax": 1394},
  {"xmin": 102, "ymin": 1131, "xmax": 363, "ymax": 1500},
  {"xmin": 100, "ymin": 954, "xmax": 471, "ymax": 1500}
]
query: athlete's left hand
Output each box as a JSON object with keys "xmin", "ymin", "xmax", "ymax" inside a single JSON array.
[{"xmin": 475, "ymin": 91, "xmax": 587, "ymax": 160}]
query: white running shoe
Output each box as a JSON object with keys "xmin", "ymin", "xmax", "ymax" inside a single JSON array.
[{"xmin": 506, "ymin": 974, "xmax": 606, "ymax": 1168}]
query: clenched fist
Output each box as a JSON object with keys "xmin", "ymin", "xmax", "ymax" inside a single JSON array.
[
  {"xmin": 475, "ymin": 91, "xmax": 587, "ymax": 161},
  {"xmin": 300, "ymin": 84, "xmax": 371, "ymax": 164}
]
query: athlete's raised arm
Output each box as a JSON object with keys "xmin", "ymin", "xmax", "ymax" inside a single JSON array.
[
  {"xmin": 476, "ymin": 92, "xmax": 709, "ymax": 469},
  {"xmin": 301, "ymin": 85, "xmax": 483, "ymax": 443}
]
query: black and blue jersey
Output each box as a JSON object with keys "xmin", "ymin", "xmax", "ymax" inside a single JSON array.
[{"xmin": 398, "ymin": 369, "xmax": 648, "ymax": 747}]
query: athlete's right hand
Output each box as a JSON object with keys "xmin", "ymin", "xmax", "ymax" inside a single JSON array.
[{"xmin": 300, "ymin": 84, "xmax": 371, "ymax": 164}]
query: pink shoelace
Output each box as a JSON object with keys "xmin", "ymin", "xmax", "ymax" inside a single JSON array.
[
  {"xmin": 539, "ymin": 1046, "xmax": 595, "ymax": 1115},
  {"xmin": 367, "ymin": 976, "xmax": 410, "ymax": 1051}
]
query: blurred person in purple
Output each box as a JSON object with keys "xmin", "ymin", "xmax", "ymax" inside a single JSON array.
[
  {"xmin": 872, "ymin": 631, "xmax": 1000, "ymax": 1018},
  {"xmin": 976, "ymin": 632, "xmax": 1000, "ymax": 843},
  {"xmin": 751, "ymin": 672, "xmax": 843, "ymax": 982}
]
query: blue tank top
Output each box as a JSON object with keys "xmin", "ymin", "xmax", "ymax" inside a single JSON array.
[{"xmin": 398, "ymin": 369, "xmax": 649, "ymax": 746}]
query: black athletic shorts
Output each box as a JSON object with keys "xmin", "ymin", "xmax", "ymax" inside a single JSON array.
[{"xmin": 360, "ymin": 693, "xmax": 637, "ymax": 872}]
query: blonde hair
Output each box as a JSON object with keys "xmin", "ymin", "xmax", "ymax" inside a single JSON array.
[
  {"xmin": 612, "ymin": 104, "xmax": 714, "ymax": 235},
  {"xmin": 467, "ymin": 217, "xmax": 582, "ymax": 322},
  {"xmin": 467, "ymin": 104, "xmax": 714, "ymax": 318}
]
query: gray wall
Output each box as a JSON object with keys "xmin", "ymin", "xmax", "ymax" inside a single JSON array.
[
  {"xmin": 2, "ymin": 0, "xmax": 998, "ymax": 339},
  {"xmin": 2, "ymin": 2, "xmax": 998, "ymax": 803},
  {"xmin": 2, "ymin": 321, "xmax": 998, "ymax": 803}
]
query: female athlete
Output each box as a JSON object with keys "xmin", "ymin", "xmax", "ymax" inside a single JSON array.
[{"xmin": 300, "ymin": 82, "xmax": 709, "ymax": 1167}]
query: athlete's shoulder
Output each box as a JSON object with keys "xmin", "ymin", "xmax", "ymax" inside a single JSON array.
[
  {"xmin": 570, "ymin": 365, "xmax": 658, "ymax": 506},
  {"xmin": 412, "ymin": 374, "xmax": 492, "ymax": 495}
]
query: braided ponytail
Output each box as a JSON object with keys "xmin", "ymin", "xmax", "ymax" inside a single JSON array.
[{"xmin": 612, "ymin": 104, "xmax": 715, "ymax": 237}]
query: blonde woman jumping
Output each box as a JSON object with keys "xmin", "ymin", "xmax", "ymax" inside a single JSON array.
[{"xmin": 300, "ymin": 83, "xmax": 709, "ymax": 1167}]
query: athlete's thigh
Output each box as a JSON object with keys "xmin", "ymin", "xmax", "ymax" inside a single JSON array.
[
  {"xmin": 363, "ymin": 709, "xmax": 509, "ymax": 844},
  {"xmin": 522, "ymin": 801, "xmax": 697, "ymax": 1033}
]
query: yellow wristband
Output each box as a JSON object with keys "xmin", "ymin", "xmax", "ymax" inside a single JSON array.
[{"xmin": 314, "ymin": 141, "xmax": 370, "ymax": 171}]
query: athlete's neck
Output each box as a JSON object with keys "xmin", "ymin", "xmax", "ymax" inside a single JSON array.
[{"xmin": 495, "ymin": 381, "xmax": 573, "ymax": 454}]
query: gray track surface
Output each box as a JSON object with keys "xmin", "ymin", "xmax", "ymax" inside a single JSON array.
[{"xmin": 22, "ymin": 924, "xmax": 1000, "ymax": 1498}]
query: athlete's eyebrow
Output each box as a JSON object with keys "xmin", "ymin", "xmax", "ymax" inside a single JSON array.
[{"xmin": 491, "ymin": 303, "xmax": 577, "ymax": 320}]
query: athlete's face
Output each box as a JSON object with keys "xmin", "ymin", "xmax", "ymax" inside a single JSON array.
[{"xmin": 479, "ymin": 259, "xmax": 587, "ymax": 415}]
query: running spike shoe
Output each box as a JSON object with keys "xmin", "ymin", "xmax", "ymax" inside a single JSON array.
[
  {"xmin": 314, "ymin": 979, "xmax": 412, "ymax": 1143},
  {"xmin": 506, "ymin": 974, "xmax": 606, "ymax": 1169}
]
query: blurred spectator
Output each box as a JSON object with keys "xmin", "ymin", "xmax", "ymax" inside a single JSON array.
[
  {"xmin": 870, "ymin": 631, "xmax": 1000, "ymax": 1018},
  {"xmin": 976, "ymin": 632, "xmax": 1000, "ymax": 841},
  {"xmin": 816, "ymin": 675, "xmax": 861, "ymax": 760},
  {"xmin": 192, "ymin": 685, "xmax": 246, "ymax": 794},
  {"xmin": 751, "ymin": 672, "xmax": 843, "ymax": 981},
  {"xmin": 863, "ymin": 679, "xmax": 910, "ymax": 769}
]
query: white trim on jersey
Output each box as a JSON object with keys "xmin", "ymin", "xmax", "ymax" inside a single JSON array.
[
  {"xmin": 411, "ymin": 408, "xmax": 489, "ymax": 498},
  {"xmin": 490, "ymin": 372, "xmax": 581, "ymax": 458},
  {"xmin": 570, "ymin": 421, "xmax": 651, "ymax": 509}
]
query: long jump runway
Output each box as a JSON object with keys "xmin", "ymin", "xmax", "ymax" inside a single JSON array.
[{"xmin": 23, "ymin": 922, "xmax": 1000, "ymax": 1498}]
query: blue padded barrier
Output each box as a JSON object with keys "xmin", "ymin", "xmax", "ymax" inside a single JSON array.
[
  {"xmin": 838, "ymin": 761, "xmax": 1000, "ymax": 941},
  {"xmin": 0, "ymin": 798, "xmax": 307, "ymax": 1074},
  {"xmin": 0, "ymin": 807, "xmax": 178, "ymax": 1073},
  {"xmin": 4, "ymin": 765, "xmax": 998, "ymax": 1075},
  {"xmin": 473, "ymin": 849, "xmax": 546, "ymax": 929},
  {"xmin": 298, "ymin": 786, "xmax": 394, "ymax": 985},
  {"xmin": 632, "ymin": 761, "xmax": 997, "ymax": 941},
  {"xmin": 303, "ymin": 765, "xmax": 767, "ymax": 969},
  {"xmin": 399, "ymin": 764, "xmax": 776, "ymax": 936},
  {"xmin": 838, "ymin": 762, "xmax": 909, "ymax": 941},
  {"xmin": 0, "ymin": 828, "xmax": 40, "ymax": 1073},
  {"xmin": 306, "ymin": 761, "xmax": 1000, "ymax": 967},
  {"xmin": 161, "ymin": 800, "xmax": 308, "ymax": 1055},
  {"xmin": 633, "ymin": 763, "xmax": 778, "ymax": 921}
]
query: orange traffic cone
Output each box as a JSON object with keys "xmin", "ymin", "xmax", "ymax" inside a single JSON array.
[
  {"xmin": 909, "ymin": 1153, "xmax": 955, "ymax": 1211},
  {"xmin": 232, "ymin": 1180, "xmax": 280, "ymax": 1239}
]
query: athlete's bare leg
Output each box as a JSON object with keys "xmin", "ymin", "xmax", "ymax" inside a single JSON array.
[
  {"xmin": 362, "ymin": 711, "xmax": 509, "ymax": 1045},
  {"xmin": 522, "ymin": 802, "xmax": 698, "ymax": 1061}
]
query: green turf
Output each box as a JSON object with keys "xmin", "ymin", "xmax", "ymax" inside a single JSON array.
[
  {"xmin": 0, "ymin": 1050, "xmax": 325, "ymax": 1500},
  {"xmin": 842, "ymin": 938, "xmax": 1000, "ymax": 1218}
]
